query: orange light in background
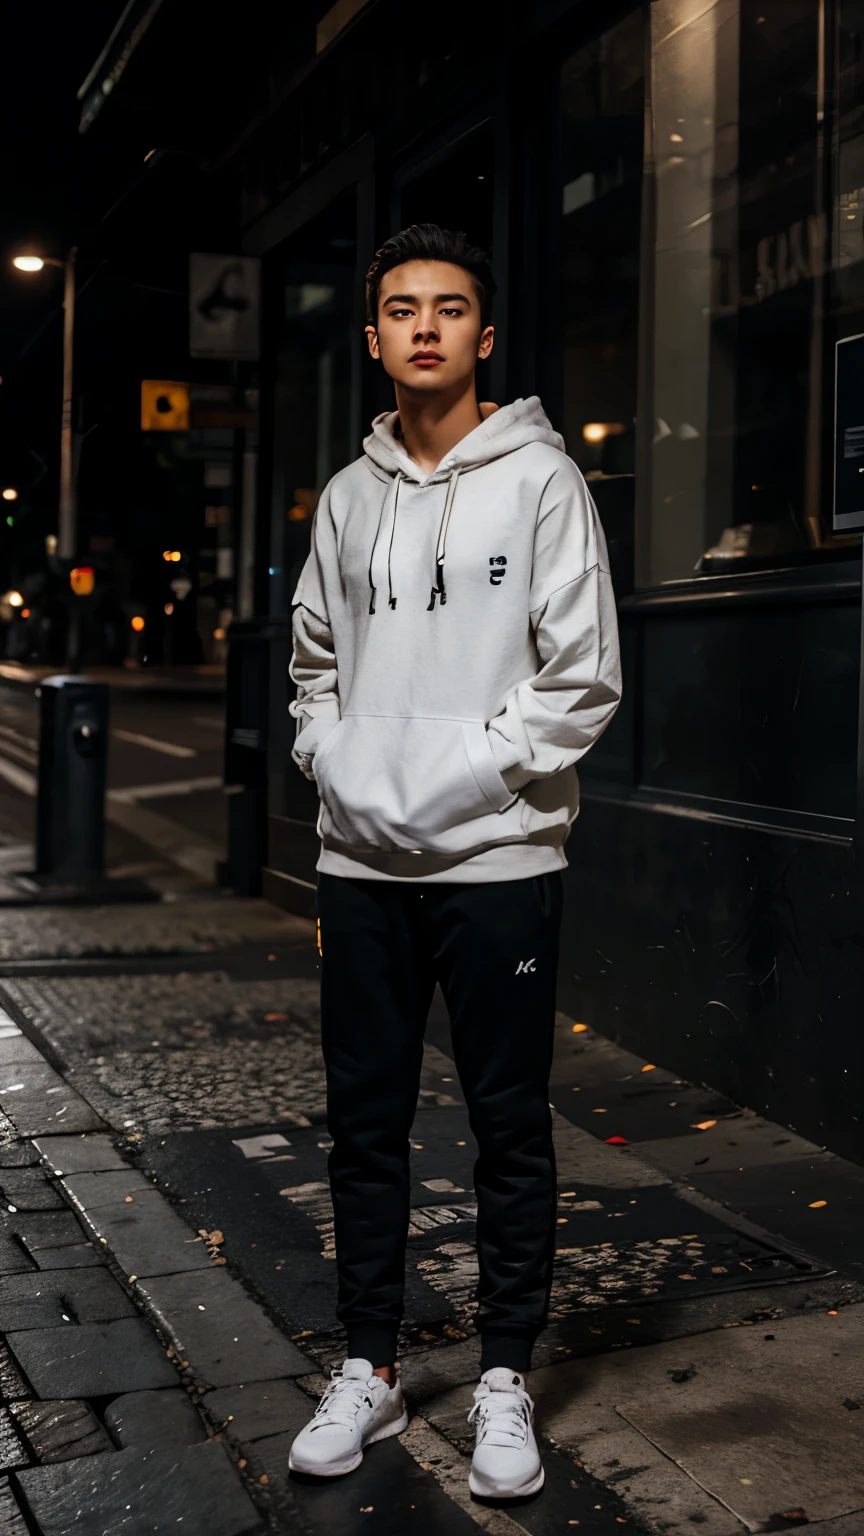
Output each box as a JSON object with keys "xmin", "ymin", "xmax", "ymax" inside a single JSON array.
[
  {"xmin": 70, "ymin": 566, "xmax": 95, "ymax": 597},
  {"xmin": 2, "ymin": 488, "xmax": 18, "ymax": 502},
  {"xmin": 162, "ymin": 550, "xmax": 172, "ymax": 562},
  {"xmin": 6, "ymin": 591, "xmax": 23, "ymax": 608},
  {"xmin": 213, "ymin": 627, "xmax": 226, "ymax": 641},
  {"xmin": 288, "ymin": 503, "xmax": 310, "ymax": 521},
  {"xmin": 170, "ymin": 550, "xmax": 182, "ymax": 562},
  {"xmin": 164, "ymin": 602, "xmax": 174, "ymax": 616},
  {"xmin": 582, "ymin": 422, "xmax": 626, "ymax": 444},
  {"xmin": 131, "ymin": 615, "xmax": 145, "ymax": 632},
  {"xmin": 20, "ymin": 608, "xmax": 30, "ymax": 619}
]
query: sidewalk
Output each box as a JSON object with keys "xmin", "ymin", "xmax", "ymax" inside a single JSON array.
[{"xmin": 0, "ymin": 856, "xmax": 861, "ymax": 1533}]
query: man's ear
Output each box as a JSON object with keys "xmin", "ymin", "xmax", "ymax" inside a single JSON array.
[
  {"xmin": 365, "ymin": 325, "xmax": 380, "ymax": 360},
  {"xmin": 478, "ymin": 325, "xmax": 494, "ymax": 361}
]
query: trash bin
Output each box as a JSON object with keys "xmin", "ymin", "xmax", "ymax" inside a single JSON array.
[{"xmin": 36, "ymin": 675, "xmax": 109, "ymax": 883}]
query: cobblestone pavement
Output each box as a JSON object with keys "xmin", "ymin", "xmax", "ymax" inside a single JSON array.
[{"xmin": 1, "ymin": 849, "xmax": 864, "ymax": 1532}]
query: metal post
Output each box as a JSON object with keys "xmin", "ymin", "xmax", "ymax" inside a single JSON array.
[{"xmin": 59, "ymin": 247, "xmax": 77, "ymax": 563}]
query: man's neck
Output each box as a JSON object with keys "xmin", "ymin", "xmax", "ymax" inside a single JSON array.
[{"xmin": 394, "ymin": 381, "xmax": 482, "ymax": 476}]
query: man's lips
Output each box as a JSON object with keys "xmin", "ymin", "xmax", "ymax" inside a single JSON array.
[{"xmin": 409, "ymin": 352, "xmax": 444, "ymax": 366}]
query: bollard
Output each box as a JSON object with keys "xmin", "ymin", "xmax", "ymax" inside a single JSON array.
[{"xmin": 36, "ymin": 675, "xmax": 109, "ymax": 883}]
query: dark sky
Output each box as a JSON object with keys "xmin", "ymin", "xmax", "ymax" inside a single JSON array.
[{"xmin": 1, "ymin": 4, "xmax": 125, "ymax": 372}]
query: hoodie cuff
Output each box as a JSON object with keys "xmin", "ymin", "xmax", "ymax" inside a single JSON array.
[
  {"xmin": 486, "ymin": 725, "xmax": 530, "ymax": 792},
  {"xmin": 292, "ymin": 700, "xmax": 341, "ymax": 776}
]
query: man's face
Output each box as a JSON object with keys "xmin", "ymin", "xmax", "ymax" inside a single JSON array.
[{"xmin": 365, "ymin": 260, "xmax": 494, "ymax": 393}]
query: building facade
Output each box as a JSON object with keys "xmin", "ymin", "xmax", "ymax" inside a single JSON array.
[{"xmin": 96, "ymin": 0, "xmax": 864, "ymax": 1158}]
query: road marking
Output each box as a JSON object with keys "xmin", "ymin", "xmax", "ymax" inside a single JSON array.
[
  {"xmin": 0, "ymin": 755, "xmax": 36, "ymax": 796},
  {"xmin": 113, "ymin": 729, "xmax": 196, "ymax": 759},
  {"xmin": 0, "ymin": 724, "xmax": 38, "ymax": 752},
  {"xmin": 107, "ymin": 775, "xmax": 222, "ymax": 804}
]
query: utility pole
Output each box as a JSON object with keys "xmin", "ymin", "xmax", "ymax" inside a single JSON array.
[{"xmin": 59, "ymin": 247, "xmax": 78, "ymax": 563}]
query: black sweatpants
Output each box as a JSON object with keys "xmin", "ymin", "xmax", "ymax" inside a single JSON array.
[{"xmin": 318, "ymin": 870, "xmax": 563, "ymax": 1374}]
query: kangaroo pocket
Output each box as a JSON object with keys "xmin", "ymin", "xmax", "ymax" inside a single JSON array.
[{"xmin": 314, "ymin": 714, "xmax": 518, "ymax": 855}]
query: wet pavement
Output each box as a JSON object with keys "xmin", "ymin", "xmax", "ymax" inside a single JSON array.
[{"xmin": 0, "ymin": 719, "xmax": 863, "ymax": 1531}]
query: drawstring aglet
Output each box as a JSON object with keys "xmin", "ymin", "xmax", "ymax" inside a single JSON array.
[
  {"xmin": 369, "ymin": 591, "xmax": 376, "ymax": 615},
  {"xmin": 427, "ymin": 590, "xmax": 437, "ymax": 612},
  {"xmin": 388, "ymin": 596, "xmax": 397, "ymax": 609}
]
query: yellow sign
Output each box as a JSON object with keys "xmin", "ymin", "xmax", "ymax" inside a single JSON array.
[
  {"xmin": 141, "ymin": 380, "xmax": 190, "ymax": 431},
  {"xmin": 70, "ymin": 566, "xmax": 95, "ymax": 596}
]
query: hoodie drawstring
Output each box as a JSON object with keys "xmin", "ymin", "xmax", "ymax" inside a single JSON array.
[
  {"xmin": 427, "ymin": 469, "xmax": 460, "ymax": 612},
  {"xmin": 368, "ymin": 472, "xmax": 403, "ymax": 615},
  {"xmin": 369, "ymin": 468, "xmax": 461, "ymax": 616}
]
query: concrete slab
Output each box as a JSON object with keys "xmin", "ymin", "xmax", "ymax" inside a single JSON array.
[
  {"xmin": 105, "ymin": 1388, "xmax": 207, "ymax": 1451},
  {"xmin": 0, "ymin": 1167, "xmax": 65, "ymax": 1210},
  {"xmin": 616, "ymin": 1312, "xmax": 864, "ymax": 1529},
  {"xmin": 12, "ymin": 1210, "xmax": 85, "ymax": 1253},
  {"xmin": 0, "ymin": 1266, "xmax": 135, "ymax": 1330},
  {"xmin": 6, "ymin": 1317, "xmax": 178, "ymax": 1398},
  {"xmin": 60, "ymin": 1168, "xmax": 157, "ymax": 1210},
  {"xmin": 34, "ymin": 1134, "xmax": 129, "ymax": 1173},
  {"xmin": 515, "ymin": 1304, "xmax": 864, "ymax": 1532},
  {"xmin": 552, "ymin": 1113, "xmax": 670, "ymax": 1190},
  {"xmin": 74, "ymin": 1189, "xmax": 214, "ymax": 1277},
  {"xmin": 0, "ymin": 1406, "xmax": 28, "ymax": 1471},
  {"xmin": 0, "ymin": 1476, "xmax": 28, "ymax": 1534},
  {"xmin": 638, "ymin": 1115, "xmax": 835, "ymax": 1178},
  {"xmin": 12, "ymin": 1399, "xmax": 113, "ymax": 1462},
  {"xmin": 136, "ymin": 1268, "xmax": 312, "ymax": 1386},
  {"xmin": 16, "ymin": 1440, "xmax": 264, "ymax": 1536},
  {"xmin": 0, "ymin": 1061, "xmax": 102, "ymax": 1136},
  {"xmin": 205, "ymin": 1378, "xmax": 316, "ymax": 1442},
  {"xmin": 34, "ymin": 1243, "xmax": 103, "ymax": 1270},
  {"xmin": 0, "ymin": 1036, "xmax": 45, "ymax": 1065}
]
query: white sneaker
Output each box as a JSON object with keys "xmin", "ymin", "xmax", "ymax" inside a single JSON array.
[
  {"xmin": 288, "ymin": 1358, "xmax": 408, "ymax": 1477},
  {"xmin": 468, "ymin": 1367, "xmax": 544, "ymax": 1499}
]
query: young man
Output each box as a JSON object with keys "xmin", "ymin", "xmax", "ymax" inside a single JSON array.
[{"xmin": 287, "ymin": 224, "xmax": 621, "ymax": 1498}]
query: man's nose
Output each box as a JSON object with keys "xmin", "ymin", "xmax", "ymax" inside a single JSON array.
[{"xmin": 413, "ymin": 314, "xmax": 440, "ymax": 342}]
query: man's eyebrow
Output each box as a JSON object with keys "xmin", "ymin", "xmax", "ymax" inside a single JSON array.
[{"xmin": 382, "ymin": 291, "xmax": 473, "ymax": 306}]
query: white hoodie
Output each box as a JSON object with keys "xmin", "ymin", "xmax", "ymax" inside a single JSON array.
[{"xmin": 290, "ymin": 397, "xmax": 621, "ymax": 882}]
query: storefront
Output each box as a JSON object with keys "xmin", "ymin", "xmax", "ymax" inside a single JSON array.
[{"xmin": 236, "ymin": 0, "xmax": 864, "ymax": 1161}]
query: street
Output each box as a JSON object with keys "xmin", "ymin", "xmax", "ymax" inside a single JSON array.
[{"xmin": 0, "ymin": 682, "xmax": 862, "ymax": 1533}]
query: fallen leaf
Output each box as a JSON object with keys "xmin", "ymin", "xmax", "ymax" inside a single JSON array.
[
  {"xmin": 212, "ymin": 1256, "xmax": 227, "ymax": 1265},
  {"xmin": 238, "ymin": 1458, "xmax": 247, "ymax": 1469},
  {"xmin": 626, "ymin": 1319, "xmax": 641, "ymax": 1325},
  {"xmin": 678, "ymin": 1273, "xmax": 695, "ymax": 1281},
  {"xmin": 557, "ymin": 1218, "xmax": 568, "ymax": 1225},
  {"xmin": 264, "ymin": 1012, "xmax": 288, "ymax": 1022},
  {"xmin": 592, "ymin": 1108, "xmax": 608, "ymax": 1113},
  {"xmin": 124, "ymin": 1196, "xmax": 134, "ymax": 1204},
  {"xmin": 711, "ymin": 1265, "xmax": 728, "ymax": 1274},
  {"xmin": 740, "ymin": 1478, "xmax": 752, "ymax": 1486},
  {"xmin": 828, "ymin": 1310, "xmax": 838, "ymax": 1316},
  {"xmin": 605, "ymin": 1136, "xmax": 628, "ymax": 1145},
  {"xmin": 641, "ymin": 1064, "xmax": 656, "ymax": 1073},
  {"xmin": 809, "ymin": 1200, "xmax": 827, "ymax": 1208},
  {"xmin": 258, "ymin": 1474, "xmax": 269, "ymax": 1485},
  {"xmin": 572, "ymin": 1023, "xmax": 589, "ymax": 1033},
  {"xmin": 360, "ymin": 1506, "xmax": 374, "ymax": 1513},
  {"xmin": 668, "ymin": 1101, "xmax": 678, "ymax": 1107},
  {"xmin": 207, "ymin": 1230, "xmax": 224, "ymax": 1245},
  {"xmin": 691, "ymin": 1120, "xmax": 717, "ymax": 1131}
]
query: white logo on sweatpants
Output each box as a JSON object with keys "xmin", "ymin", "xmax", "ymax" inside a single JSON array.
[{"xmin": 515, "ymin": 958, "xmax": 536, "ymax": 975}]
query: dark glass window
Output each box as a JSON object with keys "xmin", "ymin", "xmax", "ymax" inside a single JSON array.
[
  {"xmin": 558, "ymin": 10, "xmax": 644, "ymax": 479},
  {"xmin": 639, "ymin": 2, "xmax": 851, "ymax": 583}
]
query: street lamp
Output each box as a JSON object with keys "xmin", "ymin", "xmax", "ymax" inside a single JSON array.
[{"xmin": 12, "ymin": 249, "xmax": 77, "ymax": 563}]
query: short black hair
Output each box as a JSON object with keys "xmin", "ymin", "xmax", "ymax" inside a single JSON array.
[{"xmin": 365, "ymin": 224, "xmax": 496, "ymax": 328}]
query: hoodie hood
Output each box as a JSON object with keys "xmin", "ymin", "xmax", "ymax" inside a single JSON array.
[{"xmin": 362, "ymin": 396, "xmax": 565, "ymax": 484}]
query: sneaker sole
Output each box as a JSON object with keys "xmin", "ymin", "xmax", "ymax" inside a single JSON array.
[
  {"xmin": 469, "ymin": 1464, "xmax": 545, "ymax": 1500},
  {"xmin": 288, "ymin": 1409, "xmax": 409, "ymax": 1479}
]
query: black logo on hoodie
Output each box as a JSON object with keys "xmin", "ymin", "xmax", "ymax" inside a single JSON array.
[{"xmin": 489, "ymin": 556, "xmax": 507, "ymax": 586}]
